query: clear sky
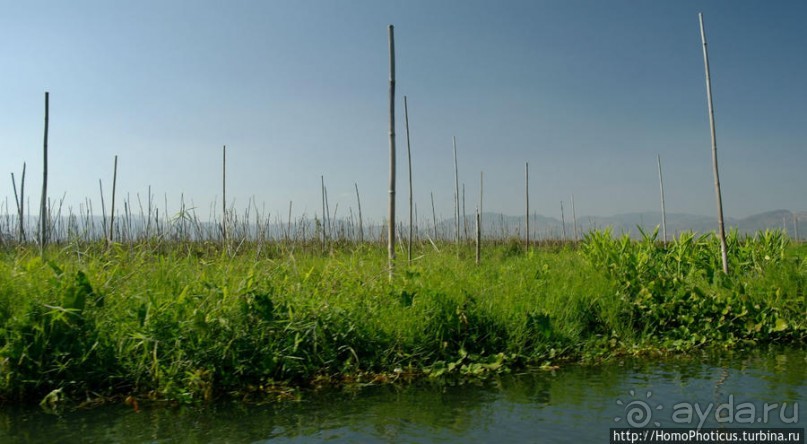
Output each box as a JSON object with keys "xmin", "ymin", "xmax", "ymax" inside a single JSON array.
[{"xmin": 2, "ymin": 0, "xmax": 805, "ymax": 225}]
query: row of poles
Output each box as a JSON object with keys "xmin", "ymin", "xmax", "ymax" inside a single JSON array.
[
  {"xmin": 8, "ymin": 14, "xmax": 728, "ymax": 276},
  {"xmin": 385, "ymin": 13, "xmax": 730, "ymax": 278}
]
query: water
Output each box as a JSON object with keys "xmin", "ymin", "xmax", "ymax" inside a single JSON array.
[{"xmin": 2, "ymin": 347, "xmax": 804, "ymax": 443}]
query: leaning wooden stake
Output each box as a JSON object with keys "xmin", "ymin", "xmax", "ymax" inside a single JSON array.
[
  {"xmin": 560, "ymin": 201, "xmax": 567, "ymax": 241},
  {"xmin": 39, "ymin": 92, "xmax": 49, "ymax": 256},
  {"xmin": 355, "ymin": 182, "xmax": 364, "ymax": 243},
  {"xmin": 387, "ymin": 24, "xmax": 396, "ymax": 278},
  {"xmin": 657, "ymin": 154, "xmax": 668, "ymax": 243},
  {"xmin": 430, "ymin": 191, "xmax": 437, "ymax": 240},
  {"xmin": 404, "ymin": 96, "xmax": 413, "ymax": 263},
  {"xmin": 699, "ymin": 12, "xmax": 729, "ymax": 274},
  {"xmin": 11, "ymin": 163, "xmax": 26, "ymax": 242},
  {"xmin": 109, "ymin": 155, "xmax": 118, "ymax": 245},
  {"xmin": 525, "ymin": 162, "xmax": 530, "ymax": 250}
]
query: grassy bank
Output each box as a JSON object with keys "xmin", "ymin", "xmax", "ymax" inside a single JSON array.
[{"xmin": 0, "ymin": 230, "xmax": 805, "ymax": 406}]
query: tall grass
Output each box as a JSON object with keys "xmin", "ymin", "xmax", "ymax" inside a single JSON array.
[{"xmin": 0, "ymin": 231, "xmax": 804, "ymax": 406}]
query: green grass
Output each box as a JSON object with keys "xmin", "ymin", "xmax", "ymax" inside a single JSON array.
[{"xmin": 0, "ymin": 231, "xmax": 804, "ymax": 406}]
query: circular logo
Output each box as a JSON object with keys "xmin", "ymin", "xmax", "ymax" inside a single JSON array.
[{"xmin": 615, "ymin": 390, "xmax": 663, "ymax": 427}]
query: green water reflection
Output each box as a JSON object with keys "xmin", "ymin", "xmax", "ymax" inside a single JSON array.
[{"xmin": 1, "ymin": 346, "xmax": 804, "ymax": 443}]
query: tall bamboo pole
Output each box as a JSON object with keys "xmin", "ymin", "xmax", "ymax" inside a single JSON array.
[
  {"xmin": 657, "ymin": 154, "xmax": 668, "ymax": 243},
  {"xmin": 525, "ymin": 162, "xmax": 529, "ymax": 250},
  {"xmin": 699, "ymin": 12, "xmax": 729, "ymax": 274},
  {"xmin": 453, "ymin": 136, "xmax": 460, "ymax": 255},
  {"xmin": 39, "ymin": 92, "xmax": 49, "ymax": 256},
  {"xmin": 404, "ymin": 96, "xmax": 413, "ymax": 263},
  {"xmin": 387, "ymin": 24, "xmax": 396, "ymax": 278},
  {"xmin": 109, "ymin": 155, "xmax": 118, "ymax": 245},
  {"xmin": 222, "ymin": 145, "xmax": 227, "ymax": 243}
]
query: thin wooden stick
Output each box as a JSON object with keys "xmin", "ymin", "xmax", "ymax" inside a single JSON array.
[
  {"xmin": 462, "ymin": 183, "xmax": 467, "ymax": 242},
  {"xmin": 657, "ymin": 154, "xmax": 668, "ymax": 243},
  {"xmin": 404, "ymin": 95, "xmax": 413, "ymax": 263},
  {"xmin": 287, "ymin": 200, "xmax": 293, "ymax": 243},
  {"xmin": 453, "ymin": 136, "xmax": 460, "ymax": 255},
  {"xmin": 387, "ymin": 24, "xmax": 396, "ymax": 278},
  {"xmin": 321, "ymin": 175, "xmax": 327, "ymax": 248},
  {"xmin": 109, "ymin": 155, "xmax": 118, "ymax": 245},
  {"xmin": 479, "ymin": 170, "xmax": 483, "ymax": 243},
  {"xmin": 430, "ymin": 191, "xmax": 437, "ymax": 241},
  {"xmin": 40, "ymin": 92, "xmax": 49, "ymax": 256},
  {"xmin": 11, "ymin": 163, "xmax": 26, "ymax": 242},
  {"xmin": 475, "ymin": 206, "xmax": 481, "ymax": 265},
  {"xmin": 571, "ymin": 194, "xmax": 578, "ymax": 241},
  {"xmin": 355, "ymin": 182, "xmax": 363, "ymax": 244},
  {"xmin": 699, "ymin": 12, "xmax": 728, "ymax": 274},
  {"xmin": 560, "ymin": 201, "xmax": 567, "ymax": 241},
  {"xmin": 222, "ymin": 145, "xmax": 227, "ymax": 244},
  {"xmin": 525, "ymin": 162, "xmax": 529, "ymax": 250}
]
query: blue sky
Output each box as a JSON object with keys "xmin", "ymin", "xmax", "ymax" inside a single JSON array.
[{"xmin": 2, "ymin": 0, "xmax": 805, "ymax": 224}]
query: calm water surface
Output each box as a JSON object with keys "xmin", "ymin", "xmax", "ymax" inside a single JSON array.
[{"xmin": 1, "ymin": 347, "xmax": 804, "ymax": 443}]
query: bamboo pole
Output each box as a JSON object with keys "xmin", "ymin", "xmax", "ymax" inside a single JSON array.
[
  {"xmin": 657, "ymin": 154, "xmax": 668, "ymax": 243},
  {"xmin": 109, "ymin": 155, "xmax": 118, "ymax": 245},
  {"xmin": 462, "ymin": 183, "xmax": 467, "ymax": 242},
  {"xmin": 39, "ymin": 92, "xmax": 49, "ymax": 256},
  {"xmin": 525, "ymin": 162, "xmax": 529, "ymax": 250},
  {"xmin": 571, "ymin": 194, "xmax": 578, "ymax": 241},
  {"xmin": 320, "ymin": 175, "xmax": 327, "ymax": 248},
  {"xmin": 222, "ymin": 145, "xmax": 227, "ymax": 244},
  {"xmin": 355, "ymin": 182, "xmax": 363, "ymax": 244},
  {"xmin": 430, "ymin": 191, "xmax": 437, "ymax": 241},
  {"xmin": 287, "ymin": 200, "xmax": 293, "ymax": 243},
  {"xmin": 11, "ymin": 163, "xmax": 26, "ymax": 242},
  {"xmin": 794, "ymin": 214, "xmax": 799, "ymax": 242},
  {"xmin": 560, "ymin": 201, "xmax": 567, "ymax": 241},
  {"xmin": 387, "ymin": 24, "xmax": 396, "ymax": 278},
  {"xmin": 479, "ymin": 170, "xmax": 483, "ymax": 243},
  {"xmin": 699, "ymin": 12, "xmax": 729, "ymax": 274},
  {"xmin": 323, "ymin": 181, "xmax": 332, "ymax": 241},
  {"xmin": 453, "ymin": 136, "xmax": 460, "ymax": 255},
  {"xmin": 475, "ymin": 206, "xmax": 481, "ymax": 265},
  {"xmin": 404, "ymin": 95, "xmax": 413, "ymax": 263}
]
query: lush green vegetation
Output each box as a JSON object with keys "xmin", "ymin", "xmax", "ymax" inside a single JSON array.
[{"xmin": 0, "ymin": 230, "xmax": 804, "ymax": 406}]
